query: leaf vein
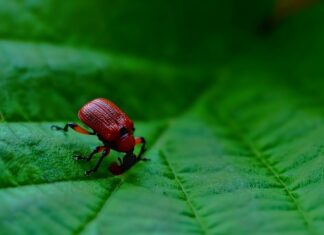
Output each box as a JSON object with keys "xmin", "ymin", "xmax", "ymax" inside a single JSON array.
[
  {"xmin": 225, "ymin": 119, "xmax": 316, "ymax": 234},
  {"xmin": 160, "ymin": 151, "xmax": 209, "ymax": 235},
  {"xmin": 72, "ymin": 179, "xmax": 124, "ymax": 235}
]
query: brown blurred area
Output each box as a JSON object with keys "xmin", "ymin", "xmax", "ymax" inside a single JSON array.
[
  {"xmin": 261, "ymin": 0, "xmax": 320, "ymax": 33},
  {"xmin": 273, "ymin": 0, "xmax": 320, "ymax": 21}
]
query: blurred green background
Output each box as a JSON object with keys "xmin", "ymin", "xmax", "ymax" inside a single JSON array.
[
  {"xmin": 0, "ymin": 0, "xmax": 322, "ymax": 121},
  {"xmin": 0, "ymin": 0, "xmax": 282, "ymax": 121},
  {"xmin": 0, "ymin": 0, "xmax": 324, "ymax": 235},
  {"xmin": 1, "ymin": 0, "xmax": 323, "ymax": 122}
]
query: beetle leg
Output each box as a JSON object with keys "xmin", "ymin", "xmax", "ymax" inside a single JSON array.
[
  {"xmin": 74, "ymin": 146, "xmax": 105, "ymax": 161},
  {"xmin": 51, "ymin": 122, "xmax": 95, "ymax": 135},
  {"xmin": 85, "ymin": 148, "xmax": 110, "ymax": 176},
  {"xmin": 135, "ymin": 137, "xmax": 147, "ymax": 159}
]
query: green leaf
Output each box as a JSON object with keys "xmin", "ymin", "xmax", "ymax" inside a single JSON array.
[
  {"xmin": 1, "ymin": 74, "xmax": 323, "ymax": 234},
  {"xmin": 1, "ymin": 1, "xmax": 324, "ymax": 235},
  {"xmin": 0, "ymin": 40, "xmax": 213, "ymax": 121}
]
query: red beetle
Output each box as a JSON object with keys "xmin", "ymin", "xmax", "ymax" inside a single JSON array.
[{"xmin": 51, "ymin": 98, "xmax": 146, "ymax": 176}]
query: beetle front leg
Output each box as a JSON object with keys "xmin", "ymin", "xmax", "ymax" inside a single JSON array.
[
  {"xmin": 74, "ymin": 146, "xmax": 106, "ymax": 161},
  {"xmin": 51, "ymin": 122, "xmax": 95, "ymax": 135},
  {"xmin": 85, "ymin": 148, "xmax": 110, "ymax": 176},
  {"xmin": 135, "ymin": 137, "xmax": 147, "ymax": 160}
]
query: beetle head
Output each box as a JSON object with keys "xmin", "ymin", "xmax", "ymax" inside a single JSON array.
[{"xmin": 117, "ymin": 134, "xmax": 135, "ymax": 152}]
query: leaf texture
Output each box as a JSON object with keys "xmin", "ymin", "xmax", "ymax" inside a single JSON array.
[
  {"xmin": 0, "ymin": 1, "xmax": 324, "ymax": 235},
  {"xmin": 1, "ymin": 73, "xmax": 323, "ymax": 234}
]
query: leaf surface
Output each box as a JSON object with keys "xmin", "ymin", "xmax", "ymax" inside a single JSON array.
[{"xmin": 0, "ymin": 1, "xmax": 324, "ymax": 235}]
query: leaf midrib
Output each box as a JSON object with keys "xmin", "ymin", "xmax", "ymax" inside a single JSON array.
[
  {"xmin": 160, "ymin": 151, "xmax": 209, "ymax": 235},
  {"xmin": 72, "ymin": 179, "xmax": 124, "ymax": 235}
]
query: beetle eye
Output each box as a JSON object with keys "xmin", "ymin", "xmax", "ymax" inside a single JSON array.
[
  {"xmin": 133, "ymin": 128, "xmax": 135, "ymax": 132},
  {"xmin": 119, "ymin": 127, "xmax": 128, "ymax": 137}
]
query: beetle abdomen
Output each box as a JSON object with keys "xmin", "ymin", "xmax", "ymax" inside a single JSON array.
[{"xmin": 78, "ymin": 98, "xmax": 133, "ymax": 141}]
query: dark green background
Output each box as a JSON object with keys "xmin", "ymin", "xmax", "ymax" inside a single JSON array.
[{"xmin": 0, "ymin": 1, "xmax": 323, "ymax": 235}]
